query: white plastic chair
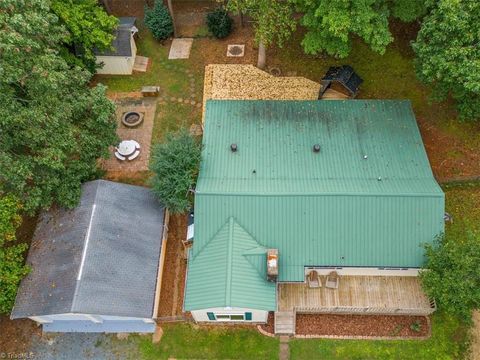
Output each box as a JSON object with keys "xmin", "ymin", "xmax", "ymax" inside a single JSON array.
[
  {"xmin": 128, "ymin": 150, "xmax": 140, "ymax": 160},
  {"xmin": 115, "ymin": 151, "xmax": 126, "ymax": 161}
]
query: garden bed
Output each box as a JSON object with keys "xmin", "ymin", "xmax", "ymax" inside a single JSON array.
[
  {"xmin": 295, "ymin": 314, "xmax": 429, "ymax": 338},
  {"xmin": 156, "ymin": 214, "xmax": 189, "ymax": 318},
  {"xmin": 259, "ymin": 312, "xmax": 275, "ymax": 335}
]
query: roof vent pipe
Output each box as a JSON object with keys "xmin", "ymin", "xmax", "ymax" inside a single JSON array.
[
  {"xmin": 230, "ymin": 144, "xmax": 238, "ymax": 152},
  {"xmin": 313, "ymin": 144, "xmax": 321, "ymax": 153}
]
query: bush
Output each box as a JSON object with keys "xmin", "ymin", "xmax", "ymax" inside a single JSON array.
[
  {"xmin": 206, "ymin": 8, "xmax": 233, "ymax": 39},
  {"xmin": 149, "ymin": 130, "xmax": 202, "ymax": 214},
  {"xmin": 144, "ymin": 0, "xmax": 173, "ymax": 40},
  {"xmin": 0, "ymin": 195, "xmax": 29, "ymax": 314},
  {"xmin": 420, "ymin": 232, "xmax": 480, "ymax": 322}
]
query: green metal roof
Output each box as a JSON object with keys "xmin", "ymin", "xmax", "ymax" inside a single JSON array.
[
  {"xmin": 184, "ymin": 100, "xmax": 444, "ymax": 311},
  {"xmin": 184, "ymin": 217, "xmax": 276, "ymax": 311}
]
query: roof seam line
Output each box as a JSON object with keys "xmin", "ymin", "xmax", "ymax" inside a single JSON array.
[{"xmin": 225, "ymin": 217, "xmax": 234, "ymax": 307}]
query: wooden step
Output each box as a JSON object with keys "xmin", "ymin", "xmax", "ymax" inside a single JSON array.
[{"xmin": 274, "ymin": 311, "xmax": 295, "ymax": 335}]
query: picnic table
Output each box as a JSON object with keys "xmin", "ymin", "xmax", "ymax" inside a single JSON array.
[{"xmin": 115, "ymin": 140, "xmax": 141, "ymax": 161}]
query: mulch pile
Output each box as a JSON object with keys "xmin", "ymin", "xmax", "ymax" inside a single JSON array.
[
  {"xmin": 157, "ymin": 214, "xmax": 188, "ymax": 318},
  {"xmin": 296, "ymin": 314, "xmax": 429, "ymax": 337},
  {"xmin": 259, "ymin": 312, "xmax": 275, "ymax": 334}
]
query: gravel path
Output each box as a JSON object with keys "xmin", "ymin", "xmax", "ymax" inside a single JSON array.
[{"xmin": 28, "ymin": 333, "xmax": 139, "ymax": 360}]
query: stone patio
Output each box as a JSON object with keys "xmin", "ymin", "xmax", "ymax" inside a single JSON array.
[{"xmin": 101, "ymin": 98, "xmax": 156, "ymax": 172}]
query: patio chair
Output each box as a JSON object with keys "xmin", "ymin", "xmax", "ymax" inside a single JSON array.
[
  {"xmin": 307, "ymin": 270, "xmax": 321, "ymax": 288},
  {"xmin": 114, "ymin": 151, "xmax": 126, "ymax": 161},
  {"xmin": 325, "ymin": 271, "xmax": 339, "ymax": 289},
  {"xmin": 128, "ymin": 150, "xmax": 141, "ymax": 160}
]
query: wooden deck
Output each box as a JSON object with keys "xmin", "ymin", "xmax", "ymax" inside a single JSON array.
[{"xmin": 278, "ymin": 276, "xmax": 435, "ymax": 315}]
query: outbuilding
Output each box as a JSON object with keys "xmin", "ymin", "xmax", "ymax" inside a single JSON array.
[
  {"xmin": 95, "ymin": 17, "xmax": 138, "ymax": 75},
  {"xmin": 11, "ymin": 180, "xmax": 169, "ymax": 333}
]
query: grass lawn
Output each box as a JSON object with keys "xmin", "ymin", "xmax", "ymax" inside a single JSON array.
[
  {"xmin": 290, "ymin": 312, "xmax": 470, "ymax": 360},
  {"xmin": 136, "ymin": 323, "xmax": 278, "ymax": 360}
]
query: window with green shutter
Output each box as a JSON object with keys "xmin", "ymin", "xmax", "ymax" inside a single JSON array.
[
  {"xmin": 245, "ymin": 312, "xmax": 252, "ymax": 321},
  {"xmin": 207, "ymin": 312, "xmax": 215, "ymax": 320}
]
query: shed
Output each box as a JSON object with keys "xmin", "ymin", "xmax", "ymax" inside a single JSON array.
[
  {"xmin": 95, "ymin": 17, "xmax": 138, "ymax": 75},
  {"xmin": 319, "ymin": 65, "xmax": 363, "ymax": 99},
  {"xmin": 11, "ymin": 180, "xmax": 169, "ymax": 333}
]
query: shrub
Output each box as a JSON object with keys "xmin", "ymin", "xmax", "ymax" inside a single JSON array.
[
  {"xmin": 149, "ymin": 130, "xmax": 202, "ymax": 214},
  {"xmin": 0, "ymin": 195, "xmax": 30, "ymax": 314},
  {"xmin": 144, "ymin": 0, "xmax": 173, "ymax": 40},
  {"xmin": 410, "ymin": 320, "xmax": 422, "ymax": 333},
  {"xmin": 206, "ymin": 8, "xmax": 233, "ymax": 39}
]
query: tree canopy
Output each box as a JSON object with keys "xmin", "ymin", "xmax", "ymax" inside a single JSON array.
[
  {"xmin": 149, "ymin": 130, "xmax": 202, "ymax": 214},
  {"xmin": 51, "ymin": 0, "xmax": 118, "ymax": 71},
  {"xmin": 0, "ymin": 195, "xmax": 29, "ymax": 314},
  {"xmin": 293, "ymin": 0, "xmax": 393, "ymax": 58},
  {"xmin": 420, "ymin": 232, "xmax": 480, "ymax": 322},
  {"xmin": 227, "ymin": 0, "xmax": 296, "ymax": 48},
  {"xmin": 412, "ymin": 0, "xmax": 480, "ymax": 121},
  {"xmin": 0, "ymin": 0, "xmax": 118, "ymax": 212}
]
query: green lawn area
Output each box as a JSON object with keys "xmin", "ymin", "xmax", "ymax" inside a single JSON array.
[
  {"xmin": 290, "ymin": 312, "xmax": 470, "ymax": 360},
  {"xmin": 136, "ymin": 324, "xmax": 278, "ymax": 360}
]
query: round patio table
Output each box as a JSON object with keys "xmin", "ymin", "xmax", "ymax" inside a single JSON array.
[{"xmin": 117, "ymin": 140, "xmax": 139, "ymax": 157}]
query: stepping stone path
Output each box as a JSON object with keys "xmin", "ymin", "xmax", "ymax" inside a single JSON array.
[
  {"xmin": 154, "ymin": 42, "xmax": 202, "ymax": 112},
  {"xmin": 279, "ymin": 336, "xmax": 290, "ymax": 360}
]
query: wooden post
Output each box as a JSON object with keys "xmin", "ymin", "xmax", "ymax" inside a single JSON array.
[
  {"xmin": 239, "ymin": 12, "xmax": 244, "ymax": 27},
  {"xmin": 257, "ymin": 41, "xmax": 266, "ymax": 69},
  {"xmin": 167, "ymin": 0, "xmax": 178, "ymax": 38}
]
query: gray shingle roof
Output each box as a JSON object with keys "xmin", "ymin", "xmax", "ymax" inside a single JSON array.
[
  {"xmin": 11, "ymin": 180, "xmax": 165, "ymax": 319},
  {"xmin": 94, "ymin": 17, "xmax": 136, "ymax": 57}
]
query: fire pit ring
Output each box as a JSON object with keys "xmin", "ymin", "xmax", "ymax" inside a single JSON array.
[{"xmin": 121, "ymin": 111, "xmax": 144, "ymax": 128}]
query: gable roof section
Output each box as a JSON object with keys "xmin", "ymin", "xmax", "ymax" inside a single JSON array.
[
  {"xmin": 190, "ymin": 100, "xmax": 444, "ymax": 286},
  {"xmin": 184, "ymin": 217, "xmax": 276, "ymax": 311},
  {"xmin": 11, "ymin": 180, "xmax": 165, "ymax": 319}
]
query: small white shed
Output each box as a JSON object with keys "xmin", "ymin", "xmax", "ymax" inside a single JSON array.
[{"xmin": 95, "ymin": 17, "xmax": 138, "ymax": 75}]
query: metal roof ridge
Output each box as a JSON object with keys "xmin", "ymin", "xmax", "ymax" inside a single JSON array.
[
  {"xmin": 196, "ymin": 191, "xmax": 444, "ymax": 198},
  {"xmin": 71, "ymin": 181, "xmax": 100, "ymax": 312}
]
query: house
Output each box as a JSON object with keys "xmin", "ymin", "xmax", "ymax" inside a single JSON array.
[
  {"xmin": 95, "ymin": 17, "xmax": 138, "ymax": 75},
  {"xmin": 184, "ymin": 100, "xmax": 444, "ymax": 334},
  {"xmin": 11, "ymin": 180, "xmax": 169, "ymax": 333}
]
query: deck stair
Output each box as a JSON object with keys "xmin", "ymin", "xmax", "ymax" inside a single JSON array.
[{"xmin": 274, "ymin": 311, "xmax": 295, "ymax": 335}]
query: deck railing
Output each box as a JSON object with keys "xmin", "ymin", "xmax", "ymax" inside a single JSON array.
[{"xmin": 294, "ymin": 303, "xmax": 436, "ymax": 316}]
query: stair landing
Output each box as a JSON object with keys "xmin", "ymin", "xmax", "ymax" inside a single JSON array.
[{"xmin": 274, "ymin": 311, "xmax": 295, "ymax": 335}]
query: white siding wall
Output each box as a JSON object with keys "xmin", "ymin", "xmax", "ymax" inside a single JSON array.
[
  {"xmin": 96, "ymin": 56, "xmax": 134, "ymax": 75},
  {"xmin": 305, "ymin": 267, "xmax": 419, "ymax": 277},
  {"xmin": 191, "ymin": 307, "xmax": 268, "ymax": 323}
]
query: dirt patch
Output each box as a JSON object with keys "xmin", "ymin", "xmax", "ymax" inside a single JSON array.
[
  {"xmin": 472, "ymin": 311, "xmax": 480, "ymax": 360},
  {"xmin": 296, "ymin": 314, "xmax": 429, "ymax": 338},
  {"xmin": 156, "ymin": 214, "xmax": 188, "ymax": 318},
  {"xmin": 259, "ymin": 312, "xmax": 275, "ymax": 335},
  {"xmin": 0, "ymin": 316, "xmax": 40, "ymax": 355},
  {"xmin": 418, "ymin": 118, "xmax": 480, "ymax": 181}
]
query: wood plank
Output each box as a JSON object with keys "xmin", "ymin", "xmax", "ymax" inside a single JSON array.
[{"xmin": 278, "ymin": 276, "xmax": 433, "ymax": 315}]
